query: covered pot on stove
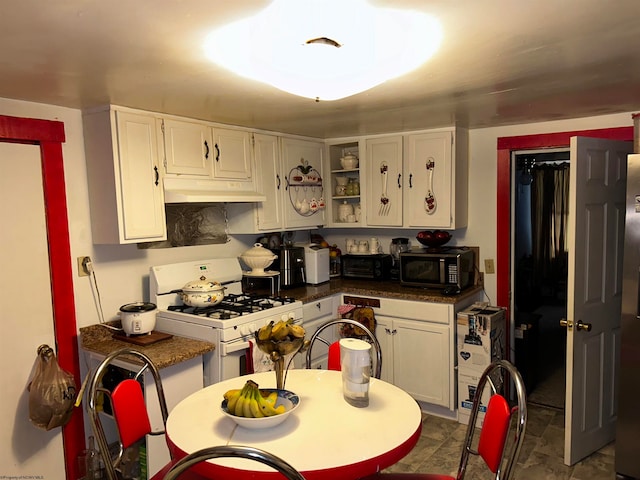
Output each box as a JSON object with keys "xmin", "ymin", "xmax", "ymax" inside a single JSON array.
[{"xmin": 180, "ymin": 276, "xmax": 226, "ymax": 308}]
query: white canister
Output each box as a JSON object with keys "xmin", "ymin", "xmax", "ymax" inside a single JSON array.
[
  {"xmin": 339, "ymin": 338, "xmax": 371, "ymax": 407},
  {"xmin": 338, "ymin": 201, "xmax": 354, "ymax": 222},
  {"xmin": 369, "ymin": 237, "xmax": 380, "ymax": 254}
]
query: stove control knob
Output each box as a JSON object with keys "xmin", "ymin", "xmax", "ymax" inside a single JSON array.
[
  {"xmin": 280, "ymin": 314, "xmax": 289, "ymax": 322},
  {"xmin": 241, "ymin": 323, "xmax": 256, "ymax": 336}
]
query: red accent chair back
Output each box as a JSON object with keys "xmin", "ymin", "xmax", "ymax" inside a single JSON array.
[
  {"xmin": 305, "ymin": 318, "xmax": 382, "ymax": 379},
  {"xmin": 86, "ymin": 348, "xmax": 170, "ymax": 480}
]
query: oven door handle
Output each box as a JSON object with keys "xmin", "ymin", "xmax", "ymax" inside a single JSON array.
[{"xmin": 222, "ymin": 340, "xmax": 251, "ymax": 356}]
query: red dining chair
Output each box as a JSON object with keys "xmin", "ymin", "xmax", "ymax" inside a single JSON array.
[
  {"xmin": 162, "ymin": 445, "xmax": 306, "ymax": 480},
  {"xmin": 360, "ymin": 359, "xmax": 527, "ymax": 480},
  {"xmin": 305, "ymin": 318, "xmax": 382, "ymax": 378},
  {"xmin": 86, "ymin": 348, "xmax": 171, "ymax": 480}
]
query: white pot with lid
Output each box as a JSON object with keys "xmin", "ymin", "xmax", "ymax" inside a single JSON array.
[
  {"xmin": 180, "ymin": 277, "xmax": 226, "ymax": 307},
  {"xmin": 119, "ymin": 302, "xmax": 157, "ymax": 336}
]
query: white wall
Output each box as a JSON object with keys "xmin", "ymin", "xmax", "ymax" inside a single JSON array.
[{"xmin": 0, "ymin": 97, "xmax": 257, "ymax": 332}]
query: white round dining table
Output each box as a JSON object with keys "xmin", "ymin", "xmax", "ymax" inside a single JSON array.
[{"xmin": 165, "ymin": 369, "xmax": 422, "ymax": 480}]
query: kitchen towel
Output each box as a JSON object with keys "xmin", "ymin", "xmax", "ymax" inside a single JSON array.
[{"xmin": 247, "ymin": 339, "xmax": 297, "ymax": 374}]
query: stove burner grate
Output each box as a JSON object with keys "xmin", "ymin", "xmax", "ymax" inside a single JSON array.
[{"xmin": 166, "ymin": 294, "xmax": 296, "ymax": 318}]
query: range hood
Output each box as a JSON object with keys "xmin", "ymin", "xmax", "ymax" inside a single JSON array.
[{"xmin": 163, "ymin": 177, "xmax": 266, "ymax": 204}]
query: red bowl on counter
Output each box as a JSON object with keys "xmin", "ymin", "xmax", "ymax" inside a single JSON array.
[{"xmin": 415, "ymin": 230, "xmax": 452, "ymax": 248}]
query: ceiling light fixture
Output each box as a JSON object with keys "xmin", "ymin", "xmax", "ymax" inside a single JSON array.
[{"xmin": 203, "ymin": 0, "xmax": 442, "ymax": 101}]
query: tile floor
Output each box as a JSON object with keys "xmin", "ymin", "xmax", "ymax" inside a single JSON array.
[{"xmin": 383, "ymin": 404, "xmax": 616, "ymax": 479}]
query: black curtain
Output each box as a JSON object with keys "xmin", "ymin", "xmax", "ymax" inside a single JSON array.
[{"xmin": 530, "ymin": 163, "xmax": 570, "ymax": 297}]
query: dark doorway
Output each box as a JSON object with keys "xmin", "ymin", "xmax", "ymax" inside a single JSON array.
[{"xmin": 513, "ymin": 149, "xmax": 569, "ymax": 409}]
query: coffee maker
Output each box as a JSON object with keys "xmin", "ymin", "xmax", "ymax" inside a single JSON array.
[
  {"xmin": 389, "ymin": 237, "xmax": 410, "ymax": 280},
  {"xmin": 278, "ymin": 245, "xmax": 306, "ymax": 288}
]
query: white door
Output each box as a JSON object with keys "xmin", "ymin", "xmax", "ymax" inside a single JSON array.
[
  {"xmin": 564, "ymin": 136, "xmax": 633, "ymax": 465},
  {"xmin": 0, "ymin": 143, "xmax": 66, "ymax": 476}
]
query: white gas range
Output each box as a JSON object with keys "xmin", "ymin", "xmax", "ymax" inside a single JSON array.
[{"xmin": 150, "ymin": 257, "xmax": 303, "ymax": 386}]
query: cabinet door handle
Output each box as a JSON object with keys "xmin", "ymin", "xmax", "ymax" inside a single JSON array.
[
  {"xmin": 385, "ymin": 328, "xmax": 391, "ymax": 335},
  {"xmin": 214, "ymin": 143, "xmax": 220, "ymax": 162},
  {"xmin": 277, "ymin": 174, "xmax": 281, "ymax": 190},
  {"xmin": 392, "ymin": 329, "xmax": 397, "ymax": 335},
  {"xmin": 154, "ymin": 166, "xmax": 159, "ymax": 186},
  {"xmin": 204, "ymin": 140, "xmax": 210, "ymax": 159},
  {"xmin": 397, "ymin": 173, "xmax": 402, "ymax": 188},
  {"xmin": 409, "ymin": 173, "xmax": 413, "ymax": 188},
  {"xmin": 285, "ymin": 176, "xmax": 290, "ymax": 191}
]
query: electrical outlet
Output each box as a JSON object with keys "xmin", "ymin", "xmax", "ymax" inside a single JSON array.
[
  {"xmin": 484, "ymin": 259, "xmax": 495, "ymax": 274},
  {"xmin": 77, "ymin": 256, "xmax": 91, "ymax": 277}
]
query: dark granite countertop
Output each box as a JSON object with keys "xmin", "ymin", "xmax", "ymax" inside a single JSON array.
[
  {"xmin": 282, "ymin": 278, "xmax": 484, "ymax": 304},
  {"xmin": 80, "ymin": 323, "xmax": 215, "ymax": 369}
]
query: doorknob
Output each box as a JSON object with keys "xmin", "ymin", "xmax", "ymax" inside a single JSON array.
[
  {"xmin": 560, "ymin": 318, "xmax": 572, "ymax": 329},
  {"xmin": 560, "ymin": 318, "xmax": 592, "ymax": 332},
  {"xmin": 576, "ymin": 320, "xmax": 592, "ymax": 332}
]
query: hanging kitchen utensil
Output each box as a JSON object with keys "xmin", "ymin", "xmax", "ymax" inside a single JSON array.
[
  {"xmin": 425, "ymin": 157, "xmax": 437, "ymax": 214},
  {"xmin": 379, "ymin": 161, "xmax": 389, "ymax": 216}
]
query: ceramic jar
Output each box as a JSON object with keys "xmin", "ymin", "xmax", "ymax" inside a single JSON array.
[{"xmin": 338, "ymin": 200, "xmax": 354, "ymax": 222}]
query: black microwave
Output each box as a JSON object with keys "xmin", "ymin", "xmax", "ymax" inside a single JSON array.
[
  {"xmin": 341, "ymin": 254, "xmax": 392, "ymax": 280},
  {"xmin": 399, "ymin": 248, "xmax": 474, "ymax": 289}
]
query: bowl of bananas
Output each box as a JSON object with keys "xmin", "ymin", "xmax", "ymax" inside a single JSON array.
[{"xmin": 221, "ymin": 380, "xmax": 299, "ymax": 429}]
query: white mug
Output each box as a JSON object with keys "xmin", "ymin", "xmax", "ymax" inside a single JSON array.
[
  {"xmin": 358, "ymin": 241, "xmax": 369, "ymax": 253},
  {"xmin": 370, "ymin": 237, "xmax": 379, "ymax": 253}
]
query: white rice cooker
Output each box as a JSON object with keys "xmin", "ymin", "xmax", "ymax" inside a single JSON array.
[{"xmin": 119, "ymin": 302, "xmax": 157, "ymax": 335}]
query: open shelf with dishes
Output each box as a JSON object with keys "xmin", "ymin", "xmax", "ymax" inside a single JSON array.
[{"xmin": 327, "ymin": 140, "xmax": 362, "ymax": 226}]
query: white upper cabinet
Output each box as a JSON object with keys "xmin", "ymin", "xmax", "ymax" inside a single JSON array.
[
  {"xmin": 212, "ymin": 128, "xmax": 252, "ymax": 179},
  {"xmin": 364, "ymin": 128, "xmax": 468, "ymax": 229},
  {"xmin": 83, "ymin": 107, "xmax": 167, "ymax": 244},
  {"xmin": 405, "ymin": 130, "xmax": 468, "ymax": 229},
  {"xmin": 162, "ymin": 118, "xmax": 213, "ymax": 177},
  {"xmin": 160, "ymin": 119, "xmax": 251, "ymax": 181},
  {"xmin": 366, "ymin": 135, "xmax": 404, "ymax": 227},
  {"xmin": 280, "ymin": 137, "xmax": 325, "ymax": 230},
  {"xmin": 227, "ymin": 135, "xmax": 326, "ymax": 233},
  {"xmin": 253, "ymin": 133, "xmax": 284, "ymax": 231}
]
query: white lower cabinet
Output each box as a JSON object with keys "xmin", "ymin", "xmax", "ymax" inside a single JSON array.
[
  {"xmin": 375, "ymin": 300, "xmax": 455, "ymax": 408},
  {"xmin": 302, "ymin": 295, "xmax": 340, "ymax": 370}
]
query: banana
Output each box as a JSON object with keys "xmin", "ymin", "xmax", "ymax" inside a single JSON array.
[
  {"xmin": 256, "ymin": 391, "xmax": 279, "ymax": 417},
  {"xmin": 289, "ymin": 324, "xmax": 305, "ymax": 338},
  {"xmin": 248, "ymin": 387, "xmax": 265, "ymax": 418},
  {"xmin": 242, "ymin": 390, "xmax": 254, "ymax": 417},
  {"xmin": 257, "ymin": 389, "xmax": 287, "ymax": 416},
  {"xmin": 270, "ymin": 320, "xmax": 289, "ymax": 340},
  {"xmin": 223, "ymin": 389, "xmax": 241, "ymax": 400},
  {"xmin": 257, "ymin": 320, "xmax": 274, "ymax": 341},
  {"xmin": 226, "ymin": 390, "xmax": 242, "ymax": 413},
  {"xmin": 260, "ymin": 390, "xmax": 278, "ymax": 406},
  {"xmin": 234, "ymin": 383, "xmax": 251, "ymax": 417}
]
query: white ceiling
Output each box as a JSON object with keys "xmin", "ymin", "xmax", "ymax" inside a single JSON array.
[{"xmin": 2, "ymin": 0, "xmax": 640, "ymax": 139}]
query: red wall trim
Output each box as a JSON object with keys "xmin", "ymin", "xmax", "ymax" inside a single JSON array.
[
  {"xmin": 497, "ymin": 127, "xmax": 633, "ymax": 150},
  {"xmin": 496, "ymin": 126, "xmax": 634, "ymax": 360},
  {"xmin": 0, "ymin": 114, "xmax": 82, "ymax": 480},
  {"xmin": 0, "ymin": 114, "xmax": 66, "ymax": 143}
]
